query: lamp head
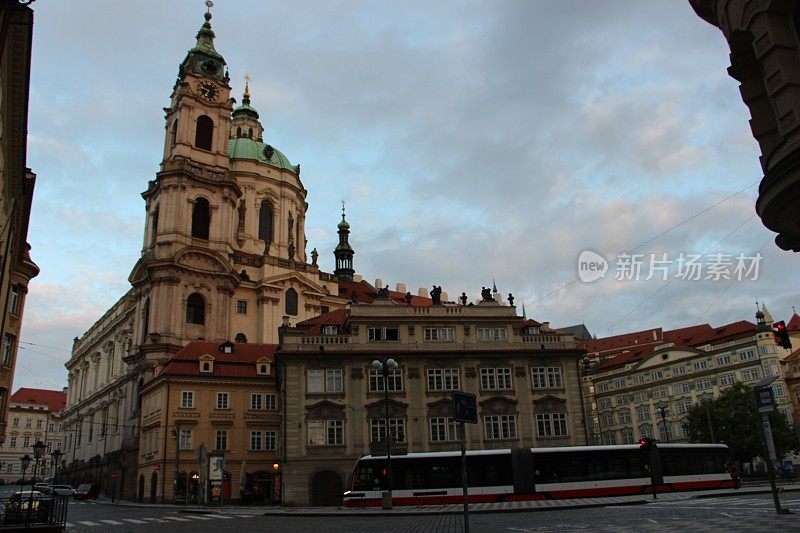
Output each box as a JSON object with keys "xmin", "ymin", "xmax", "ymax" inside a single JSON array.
[
  {"xmin": 32, "ymin": 440, "xmax": 45, "ymax": 460},
  {"xmin": 372, "ymin": 360, "xmax": 382, "ymax": 369},
  {"xmin": 387, "ymin": 358, "xmax": 398, "ymax": 368}
]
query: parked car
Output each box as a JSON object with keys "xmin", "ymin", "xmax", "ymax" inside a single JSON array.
[
  {"xmin": 32, "ymin": 483, "xmax": 51, "ymax": 495},
  {"xmin": 51, "ymin": 485, "xmax": 74, "ymax": 497},
  {"xmin": 73, "ymin": 484, "xmax": 99, "ymax": 500},
  {"xmin": 3, "ymin": 491, "xmax": 48, "ymax": 524}
]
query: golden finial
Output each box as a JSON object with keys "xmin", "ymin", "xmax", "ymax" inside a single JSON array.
[{"xmin": 243, "ymin": 73, "xmax": 251, "ymax": 100}]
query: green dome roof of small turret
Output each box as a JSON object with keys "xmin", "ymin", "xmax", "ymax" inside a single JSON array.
[{"xmin": 227, "ymin": 137, "xmax": 300, "ymax": 175}]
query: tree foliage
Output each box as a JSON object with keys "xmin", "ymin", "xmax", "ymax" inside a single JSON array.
[{"xmin": 684, "ymin": 382, "xmax": 799, "ymax": 464}]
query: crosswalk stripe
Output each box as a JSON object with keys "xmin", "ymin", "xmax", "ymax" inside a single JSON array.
[
  {"xmin": 163, "ymin": 516, "xmax": 191, "ymax": 521},
  {"xmin": 183, "ymin": 514, "xmax": 212, "ymax": 520},
  {"xmin": 208, "ymin": 514, "xmax": 234, "ymax": 519},
  {"xmin": 100, "ymin": 520, "xmax": 125, "ymax": 525},
  {"xmin": 77, "ymin": 521, "xmax": 101, "ymax": 526},
  {"xmin": 123, "ymin": 518, "xmax": 147, "ymax": 524}
]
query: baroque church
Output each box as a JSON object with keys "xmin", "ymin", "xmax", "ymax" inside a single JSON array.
[{"xmin": 59, "ymin": 9, "xmax": 356, "ymax": 499}]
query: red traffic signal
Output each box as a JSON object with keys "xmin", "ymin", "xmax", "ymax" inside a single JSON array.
[
  {"xmin": 772, "ymin": 321, "xmax": 793, "ymax": 350},
  {"xmin": 639, "ymin": 437, "xmax": 653, "ymax": 453}
]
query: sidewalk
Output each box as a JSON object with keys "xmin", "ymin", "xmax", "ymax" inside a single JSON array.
[{"xmin": 88, "ymin": 482, "xmax": 800, "ymax": 517}]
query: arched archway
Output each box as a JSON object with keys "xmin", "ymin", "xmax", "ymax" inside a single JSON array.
[
  {"xmin": 311, "ymin": 470, "xmax": 342, "ymax": 506},
  {"xmin": 138, "ymin": 474, "xmax": 145, "ymax": 502}
]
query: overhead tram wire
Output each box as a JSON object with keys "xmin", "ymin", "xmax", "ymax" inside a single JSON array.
[
  {"xmin": 599, "ymin": 212, "xmax": 758, "ymax": 336},
  {"xmin": 18, "ymin": 340, "xmax": 72, "ymax": 353},
  {"xmin": 521, "ymin": 179, "xmax": 760, "ymax": 311}
]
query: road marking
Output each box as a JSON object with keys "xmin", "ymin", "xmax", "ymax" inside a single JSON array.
[
  {"xmin": 123, "ymin": 518, "xmax": 147, "ymax": 524},
  {"xmin": 183, "ymin": 514, "xmax": 213, "ymax": 520},
  {"xmin": 163, "ymin": 516, "xmax": 191, "ymax": 521},
  {"xmin": 100, "ymin": 519, "xmax": 125, "ymax": 525},
  {"xmin": 647, "ymin": 519, "xmax": 657, "ymax": 523},
  {"xmin": 65, "ymin": 523, "xmax": 74, "ymax": 528},
  {"xmin": 77, "ymin": 521, "xmax": 101, "ymax": 526},
  {"xmin": 208, "ymin": 514, "xmax": 234, "ymax": 519},
  {"xmin": 720, "ymin": 512, "xmax": 734, "ymax": 517}
]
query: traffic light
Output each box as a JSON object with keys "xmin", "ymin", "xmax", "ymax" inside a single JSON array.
[
  {"xmin": 773, "ymin": 321, "xmax": 793, "ymax": 350},
  {"xmin": 638, "ymin": 437, "xmax": 653, "ymax": 453}
]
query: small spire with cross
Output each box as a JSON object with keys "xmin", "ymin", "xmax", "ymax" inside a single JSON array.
[{"xmin": 205, "ymin": 0, "xmax": 214, "ymax": 14}]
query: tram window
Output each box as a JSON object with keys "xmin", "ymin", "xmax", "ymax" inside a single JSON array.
[{"xmin": 352, "ymin": 464, "xmax": 379, "ymax": 490}]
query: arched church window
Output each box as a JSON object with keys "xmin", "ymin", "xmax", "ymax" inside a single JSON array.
[
  {"xmin": 186, "ymin": 293, "xmax": 205, "ymax": 325},
  {"xmin": 151, "ymin": 207, "xmax": 159, "ymax": 245},
  {"xmin": 141, "ymin": 298, "xmax": 151, "ymax": 343},
  {"xmin": 236, "ymin": 126, "xmax": 242, "ymax": 138},
  {"xmin": 191, "ymin": 197, "xmax": 210, "ymax": 240},
  {"xmin": 258, "ymin": 201, "xmax": 273, "ymax": 241},
  {"xmin": 171, "ymin": 120, "xmax": 178, "ymax": 148},
  {"xmin": 195, "ymin": 115, "xmax": 214, "ymax": 151},
  {"xmin": 234, "ymin": 333, "xmax": 247, "ymax": 344},
  {"xmin": 248, "ymin": 128, "xmax": 253, "ymax": 139},
  {"xmin": 285, "ymin": 288, "xmax": 298, "ymax": 316}
]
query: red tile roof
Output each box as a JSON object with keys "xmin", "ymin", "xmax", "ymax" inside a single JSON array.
[
  {"xmin": 592, "ymin": 320, "xmax": 758, "ymax": 372},
  {"xmin": 787, "ymin": 313, "xmax": 800, "ymax": 332},
  {"xmin": 582, "ymin": 328, "xmax": 663, "ymax": 354},
  {"xmin": 336, "ymin": 280, "xmax": 434, "ymax": 306},
  {"xmin": 10, "ymin": 388, "xmax": 66, "ymax": 412},
  {"xmin": 160, "ymin": 341, "xmax": 277, "ymax": 378},
  {"xmin": 296, "ymin": 308, "xmax": 350, "ymax": 327}
]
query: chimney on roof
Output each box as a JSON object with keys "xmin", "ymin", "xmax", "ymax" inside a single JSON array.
[
  {"xmin": 652, "ymin": 330, "xmax": 657, "ymax": 341},
  {"xmin": 375, "ymin": 278, "xmax": 382, "ymax": 289},
  {"xmin": 396, "ymin": 283, "xmax": 406, "ymax": 293},
  {"xmin": 418, "ymin": 287, "xmax": 429, "ymax": 297}
]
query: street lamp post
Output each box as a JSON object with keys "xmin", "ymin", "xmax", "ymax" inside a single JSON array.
[
  {"xmin": 372, "ymin": 357, "xmax": 398, "ymax": 510},
  {"xmin": 26, "ymin": 441, "xmax": 46, "ymax": 528},
  {"xmin": 50, "ymin": 449, "xmax": 63, "ymax": 494},
  {"xmin": 656, "ymin": 406, "xmax": 669, "ymax": 443},
  {"xmin": 20, "ymin": 454, "xmax": 31, "ymax": 487}
]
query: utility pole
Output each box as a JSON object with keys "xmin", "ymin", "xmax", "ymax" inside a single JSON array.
[{"xmin": 173, "ymin": 424, "xmax": 180, "ymax": 504}]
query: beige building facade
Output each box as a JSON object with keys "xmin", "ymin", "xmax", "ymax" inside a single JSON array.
[
  {"xmin": 278, "ymin": 293, "xmax": 585, "ymax": 506},
  {"xmin": 60, "ymin": 9, "xmax": 349, "ymax": 500},
  {"xmin": 582, "ymin": 311, "xmax": 794, "ymax": 446},
  {"xmin": 0, "ymin": 1, "xmax": 40, "ymax": 445},
  {"xmin": 0, "ymin": 388, "xmax": 66, "ymax": 484}
]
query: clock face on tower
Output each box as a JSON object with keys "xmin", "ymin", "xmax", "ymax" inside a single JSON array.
[{"xmin": 197, "ymin": 81, "xmax": 219, "ymax": 102}]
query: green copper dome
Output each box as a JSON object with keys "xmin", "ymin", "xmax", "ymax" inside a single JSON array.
[{"xmin": 228, "ymin": 138, "xmax": 300, "ymax": 175}]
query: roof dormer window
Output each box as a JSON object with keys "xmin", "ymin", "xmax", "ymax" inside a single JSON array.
[
  {"xmin": 219, "ymin": 341, "xmax": 235, "ymax": 354},
  {"xmin": 322, "ymin": 326, "xmax": 338, "ymax": 335},
  {"xmin": 256, "ymin": 357, "xmax": 271, "ymax": 376},
  {"xmin": 199, "ymin": 354, "xmax": 215, "ymax": 374}
]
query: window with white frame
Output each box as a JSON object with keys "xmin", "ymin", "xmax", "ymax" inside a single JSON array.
[
  {"xmin": 236, "ymin": 300, "xmax": 247, "ymax": 315},
  {"xmin": 677, "ymin": 399, "xmax": 692, "ymax": 414},
  {"xmin": 601, "ymin": 412, "xmax": 614, "ymax": 426},
  {"xmin": 695, "ymin": 378, "xmax": 712, "ymax": 390},
  {"xmin": 637, "ymin": 407, "xmax": 650, "ymax": 422},
  {"xmin": 180, "ymin": 391, "xmax": 194, "ymax": 408},
  {"xmin": 265, "ymin": 394, "xmax": 276, "ymax": 410},
  {"xmin": 216, "ymin": 392, "xmax": 229, "ymax": 409},
  {"xmin": 598, "ymin": 398, "xmax": 611, "ymax": 409},
  {"xmin": 532, "ymin": 367, "xmax": 563, "ymax": 389},
  {"xmin": 424, "ymin": 327, "xmax": 455, "ymax": 341},
  {"xmin": 719, "ymin": 373, "xmax": 736, "ymax": 386},
  {"xmin": 427, "ymin": 368, "xmax": 460, "ymax": 391},
  {"xmin": 632, "ymin": 375, "xmax": 645, "ymax": 385},
  {"xmin": 250, "ymin": 393, "xmax": 263, "ymax": 410},
  {"xmin": 368, "ymin": 368, "xmax": 403, "ymax": 392},
  {"xmin": 322, "ymin": 325, "xmax": 338, "ymax": 335},
  {"xmin": 617, "ymin": 395, "xmax": 630, "ymax": 405},
  {"xmin": 773, "ymin": 384, "xmax": 786, "ymax": 397},
  {"xmin": 612, "ymin": 377, "xmax": 625, "ymax": 389},
  {"xmin": 640, "ymin": 425, "xmax": 653, "ymax": 439},
  {"xmin": 672, "ymin": 365, "xmax": 686, "ymax": 376},
  {"xmin": 633, "ymin": 391, "xmax": 648, "ymax": 403},
  {"xmin": 598, "ymin": 382, "xmax": 610, "ymax": 392},
  {"xmin": 307, "ymin": 420, "xmax": 344, "ymax": 446},
  {"xmin": 741, "ymin": 367, "xmax": 760, "ymax": 381},
  {"xmin": 603, "ymin": 433, "xmax": 617, "ymax": 445},
  {"xmin": 178, "ymin": 428, "xmax": 192, "ymax": 450},
  {"xmin": 621, "ymin": 428, "xmax": 635, "ymax": 445},
  {"xmin": 619, "ymin": 410, "xmax": 632, "ymax": 424},
  {"xmin": 674, "ymin": 382, "xmax": 690, "ymax": 394},
  {"xmin": 215, "ymin": 430, "xmax": 227, "ymax": 450},
  {"xmin": 265, "ymin": 430, "xmax": 276, "ymax": 450},
  {"xmin": 536, "ymin": 413, "xmax": 568, "ymax": 437},
  {"xmin": 651, "ymin": 370, "xmax": 663, "ymax": 381},
  {"xmin": 693, "ymin": 361, "xmax": 708, "ymax": 371},
  {"xmin": 249, "ymin": 430, "xmax": 277, "ymax": 451},
  {"xmin": 429, "ymin": 417, "xmax": 460, "ymax": 442},
  {"xmin": 716, "ymin": 354, "xmax": 732, "ymax": 366},
  {"xmin": 307, "ymin": 369, "xmax": 343, "ymax": 393},
  {"xmin": 370, "ymin": 418, "xmax": 406, "ymax": 443},
  {"xmin": 368, "ymin": 327, "xmax": 399, "ymax": 341},
  {"xmin": 739, "ymin": 349, "xmax": 756, "ymax": 361},
  {"xmin": 484, "ymin": 415, "xmax": 517, "ymax": 439},
  {"xmin": 652, "ymin": 387, "xmax": 667, "ymax": 399},
  {"xmin": 480, "ymin": 367, "xmax": 513, "ymax": 390},
  {"xmin": 477, "ymin": 327, "xmax": 507, "ymax": 341},
  {"xmin": 658, "ymin": 423, "xmax": 673, "ymax": 442}
]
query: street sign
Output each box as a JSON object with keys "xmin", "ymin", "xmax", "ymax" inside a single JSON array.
[
  {"xmin": 452, "ymin": 391, "xmax": 478, "ymax": 424},
  {"xmin": 756, "ymin": 387, "xmax": 775, "ymax": 413}
]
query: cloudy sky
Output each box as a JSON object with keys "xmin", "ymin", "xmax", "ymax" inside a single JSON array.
[{"xmin": 17, "ymin": 0, "xmax": 800, "ymax": 391}]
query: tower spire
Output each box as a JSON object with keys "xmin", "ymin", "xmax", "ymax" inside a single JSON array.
[
  {"xmin": 177, "ymin": 1, "xmax": 227, "ymax": 82},
  {"xmin": 334, "ymin": 202, "xmax": 355, "ymax": 281}
]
